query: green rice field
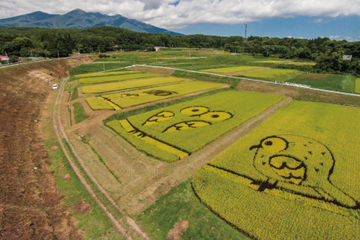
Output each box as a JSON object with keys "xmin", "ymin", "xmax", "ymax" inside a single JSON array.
[
  {"xmin": 75, "ymin": 70, "xmax": 141, "ymax": 78},
  {"xmin": 200, "ymin": 66, "xmax": 266, "ymax": 73},
  {"xmin": 287, "ymin": 74, "xmax": 356, "ymax": 92},
  {"xmin": 234, "ymin": 69, "xmax": 301, "ymax": 80}
]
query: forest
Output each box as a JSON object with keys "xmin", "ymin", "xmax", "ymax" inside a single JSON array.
[{"xmin": 0, "ymin": 26, "xmax": 359, "ymax": 75}]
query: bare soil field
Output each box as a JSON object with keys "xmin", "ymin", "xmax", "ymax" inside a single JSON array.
[{"xmin": 0, "ymin": 57, "xmax": 95, "ymax": 239}]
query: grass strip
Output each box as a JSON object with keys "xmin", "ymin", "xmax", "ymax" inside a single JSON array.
[
  {"xmin": 70, "ymin": 88, "xmax": 78, "ymax": 101},
  {"xmin": 354, "ymin": 78, "xmax": 360, "ymax": 93},
  {"xmin": 73, "ymin": 102, "xmax": 90, "ymax": 124},
  {"xmin": 42, "ymin": 97, "xmax": 125, "ymax": 239},
  {"xmin": 136, "ymin": 180, "xmax": 249, "ymax": 240}
]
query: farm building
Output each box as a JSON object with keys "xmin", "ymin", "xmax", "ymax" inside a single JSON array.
[
  {"xmin": 0, "ymin": 55, "xmax": 9, "ymax": 61},
  {"xmin": 343, "ymin": 55, "xmax": 353, "ymax": 61}
]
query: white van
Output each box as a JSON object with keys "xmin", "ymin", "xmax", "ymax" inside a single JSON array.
[{"xmin": 52, "ymin": 84, "xmax": 58, "ymax": 90}]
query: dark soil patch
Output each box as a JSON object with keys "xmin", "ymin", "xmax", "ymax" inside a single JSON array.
[{"xmin": 74, "ymin": 200, "xmax": 92, "ymax": 214}]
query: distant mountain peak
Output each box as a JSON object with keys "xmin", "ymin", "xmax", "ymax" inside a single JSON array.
[{"xmin": 0, "ymin": 9, "xmax": 182, "ymax": 35}]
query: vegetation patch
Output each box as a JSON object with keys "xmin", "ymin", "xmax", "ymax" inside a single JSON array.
[
  {"xmin": 294, "ymin": 73, "xmax": 327, "ymax": 80},
  {"xmin": 355, "ymin": 78, "xmax": 360, "ymax": 94},
  {"xmin": 86, "ymin": 81, "xmax": 226, "ymax": 110},
  {"xmin": 137, "ymin": 180, "xmax": 249, "ymax": 240},
  {"xmin": 253, "ymin": 60, "xmax": 287, "ymax": 64},
  {"xmin": 288, "ymin": 74, "xmax": 356, "ymax": 92},
  {"xmin": 105, "ymin": 91, "xmax": 285, "ymax": 162},
  {"xmin": 171, "ymin": 70, "xmax": 239, "ymax": 88},
  {"xmin": 70, "ymin": 88, "xmax": 78, "ymax": 101},
  {"xmin": 69, "ymin": 63, "xmax": 131, "ymax": 76},
  {"xmin": 193, "ymin": 100, "xmax": 360, "ymax": 239},
  {"xmin": 81, "ymin": 77, "xmax": 188, "ymax": 94},
  {"xmin": 234, "ymin": 69, "xmax": 301, "ymax": 80},
  {"xmin": 79, "ymin": 73, "xmax": 159, "ymax": 84},
  {"xmin": 75, "ymin": 70, "xmax": 141, "ymax": 78},
  {"xmin": 200, "ymin": 66, "xmax": 265, "ymax": 73},
  {"xmin": 73, "ymin": 102, "xmax": 90, "ymax": 124}
]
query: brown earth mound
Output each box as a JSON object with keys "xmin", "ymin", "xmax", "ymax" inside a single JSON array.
[
  {"xmin": 51, "ymin": 145, "xmax": 59, "ymax": 150},
  {"xmin": 74, "ymin": 200, "xmax": 92, "ymax": 214},
  {"xmin": 62, "ymin": 174, "xmax": 72, "ymax": 180},
  {"xmin": 166, "ymin": 220, "xmax": 189, "ymax": 240},
  {"xmin": 0, "ymin": 56, "xmax": 95, "ymax": 239}
]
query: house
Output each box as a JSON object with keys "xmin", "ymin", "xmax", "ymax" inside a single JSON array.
[
  {"xmin": 343, "ymin": 55, "xmax": 352, "ymax": 61},
  {"xmin": 0, "ymin": 55, "xmax": 9, "ymax": 61},
  {"xmin": 154, "ymin": 46, "xmax": 166, "ymax": 52}
]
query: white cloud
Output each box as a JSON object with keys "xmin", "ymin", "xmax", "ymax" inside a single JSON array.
[{"xmin": 0, "ymin": 0, "xmax": 360, "ymax": 29}]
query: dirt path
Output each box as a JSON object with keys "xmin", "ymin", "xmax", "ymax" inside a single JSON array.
[{"xmin": 54, "ymin": 78, "xmax": 149, "ymax": 240}]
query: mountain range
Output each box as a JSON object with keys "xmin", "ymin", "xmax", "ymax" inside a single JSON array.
[{"xmin": 0, "ymin": 9, "xmax": 182, "ymax": 36}]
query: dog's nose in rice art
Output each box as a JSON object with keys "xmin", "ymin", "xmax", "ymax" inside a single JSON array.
[{"xmin": 249, "ymin": 134, "xmax": 358, "ymax": 208}]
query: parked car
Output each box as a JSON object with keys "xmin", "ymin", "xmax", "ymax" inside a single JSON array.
[{"xmin": 52, "ymin": 84, "xmax": 58, "ymax": 90}]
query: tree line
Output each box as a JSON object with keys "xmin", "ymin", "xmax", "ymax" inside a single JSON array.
[{"xmin": 0, "ymin": 26, "xmax": 359, "ymax": 75}]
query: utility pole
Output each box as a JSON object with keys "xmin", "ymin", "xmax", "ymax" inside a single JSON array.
[{"xmin": 245, "ymin": 24, "xmax": 248, "ymax": 40}]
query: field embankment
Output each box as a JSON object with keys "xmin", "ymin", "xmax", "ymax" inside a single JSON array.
[{"xmin": 0, "ymin": 57, "xmax": 100, "ymax": 239}]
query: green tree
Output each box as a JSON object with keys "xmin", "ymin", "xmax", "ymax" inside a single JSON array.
[{"xmin": 20, "ymin": 47, "xmax": 29, "ymax": 57}]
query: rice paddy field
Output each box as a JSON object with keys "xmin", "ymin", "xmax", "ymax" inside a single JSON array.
[
  {"xmin": 81, "ymin": 77, "xmax": 188, "ymax": 94},
  {"xmin": 200, "ymin": 66, "xmax": 266, "ymax": 73},
  {"xmin": 86, "ymin": 81, "xmax": 226, "ymax": 110},
  {"xmin": 355, "ymin": 78, "xmax": 360, "ymax": 93},
  {"xmin": 59, "ymin": 50, "xmax": 360, "ymax": 240},
  {"xmin": 79, "ymin": 73, "xmax": 159, "ymax": 84},
  {"xmin": 105, "ymin": 90, "xmax": 285, "ymax": 162},
  {"xmin": 287, "ymin": 74, "xmax": 356, "ymax": 93},
  {"xmin": 75, "ymin": 70, "xmax": 141, "ymax": 78},
  {"xmin": 234, "ymin": 69, "xmax": 301, "ymax": 80},
  {"xmin": 192, "ymin": 100, "xmax": 360, "ymax": 239}
]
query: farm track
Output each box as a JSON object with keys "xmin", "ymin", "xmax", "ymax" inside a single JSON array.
[
  {"xmin": 55, "ymin": 78, "xmax": 149, "ymax": 240},
  {"xmin": 0, "ymin": 57, "xmax": 94, "ymax": 239}
]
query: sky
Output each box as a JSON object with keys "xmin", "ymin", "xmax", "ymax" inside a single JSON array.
[{"xmin": 1, "ymin": 0, "xmax": 360, "ymax": 40}]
